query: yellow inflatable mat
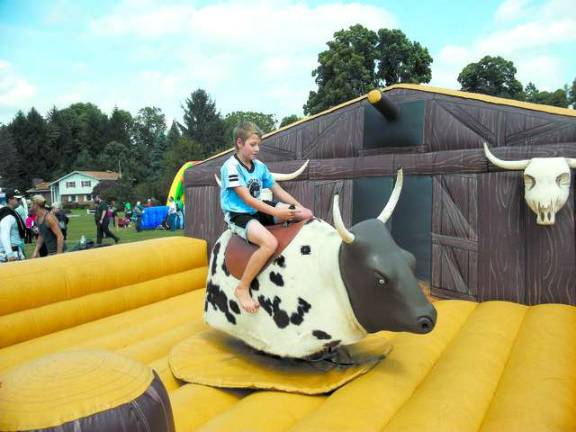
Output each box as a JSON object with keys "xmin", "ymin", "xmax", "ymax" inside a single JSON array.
[{"xmin": 176, "ymin": 300, "xmax": 576, "ymax": 432}]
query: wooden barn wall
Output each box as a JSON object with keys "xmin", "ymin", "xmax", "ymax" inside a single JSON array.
[
  {"xmin": 184, "ymin": 85, "xmax": 576, "ymax": 306},
  {"xmin": 423, "ymin": 94, "xmax": 576, "ymax": 152}
]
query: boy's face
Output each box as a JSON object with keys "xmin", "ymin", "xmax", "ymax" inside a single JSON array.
[{"xmin": 237, "ymin": 133, "xmax": 261, "ymax": 161}]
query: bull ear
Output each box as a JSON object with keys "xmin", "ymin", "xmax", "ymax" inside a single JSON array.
[
  {"xmin": 333, "ymin": 194, "xmax": 355, "ymax": 244},
  {"xmin": 483, "ymin": 142, "xmax": 529, "ymax": 171},
  {"xmin": 214, "ymin": 174, "xmax": 222, "ymax": 187},
  {"xmin": 377, "ymin": 169, "xmax": 403, "ymax": 224},
  {"xmin": 271, "ymin": 160, "xmax": 309, "ymax": 181}
]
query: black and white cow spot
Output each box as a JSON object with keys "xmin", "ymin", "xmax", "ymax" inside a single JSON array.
[
  {"xmin": 300, "ymin": 245, "xmax": 311, "ymax": 255},
  {"xmin": 273, "ymin": 255, "xmax": 286, "ymax": 268},
  {"xmin": 290, "ymin": 297, "xmax": 311, "ymax": 326},
  {"xmin": 206, "ymin": 280, "xmax": 236, "ymax": 325},
  {"xmin": 269, "ymin": 271, "xmax": 284, "ymax": 287},
  {"xmin": 312, "ymin": 330, "xmax": 332, "ymax": 340},
  {"xmin": 221, "ymin": 260, "xmax": 230, "ymax": 277},
  {"xmin": 258, "ymin": 295, "xmax": 290, "ymax": 329},
  {"xmin": 210, "ymin": 242, "xmax": 221, "ymax": 276},
  {"xmin": 229, "ymin": 299, "xmax": 241, "ymax": 315}
]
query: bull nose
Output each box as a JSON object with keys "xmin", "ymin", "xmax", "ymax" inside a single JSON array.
[{"xmin": 417, "ymin": 316, "xmax": 435, "ymax": 334}]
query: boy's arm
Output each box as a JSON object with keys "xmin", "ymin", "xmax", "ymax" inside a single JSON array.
[
  {"xmin": 270, "ymin": 183, "xmax": 302, "ymax": 207},
  {"xmin": 234, "ymin": 187, "xmax": 294, "ymax": 220}
]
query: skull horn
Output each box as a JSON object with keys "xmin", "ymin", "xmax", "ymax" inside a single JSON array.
[
  {"xmin": 333, "ymin": 194, "xmax": 355, "ymax": 244},
  {"xmin": 567, "ymin": 158, "xmax": 576, "ymax": 169},
  {"xmin": 272, "ymin": 160, "xmax": 309, "ymax": 181},
  {"xmin": 377, "ymin": 169, "xmax": 404, "ymax": 224},
  {"xmin": 214, "ymin": 174, "xmax": 221, "ymax": 187},
  {"xmin": 483, "ymin": 142, "xmax": 530, "ymax": 171}
]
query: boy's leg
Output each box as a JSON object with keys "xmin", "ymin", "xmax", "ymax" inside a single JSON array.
[
  {"xmin": 273, "ymin": 202, "xmax": 314, "ymax": 223},
  {"xmin": 235, "ymin": 220, "xmax": 278, "ymax": 313}
]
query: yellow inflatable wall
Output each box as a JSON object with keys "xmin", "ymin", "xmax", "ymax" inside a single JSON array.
[{"xmin": 1, "ymin": 237, "xmax": 575, "ymax": 431}]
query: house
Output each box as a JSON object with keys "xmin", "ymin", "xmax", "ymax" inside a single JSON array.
[
  {"xmin": 26, "ymin": 180, "xmax": 52, "ymax": 205},
  {"xmin": 49, "ymin": 171, "xmax": 120, "ymax": 204}
]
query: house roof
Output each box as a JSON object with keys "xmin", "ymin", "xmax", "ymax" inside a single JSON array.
[
  {"xmin": 48, "ymin": 171, "xmax": 120, "ymax": 186},
  {"xmin": 26, "ymin": 181, "xmax": 51, "ymax": 193}
]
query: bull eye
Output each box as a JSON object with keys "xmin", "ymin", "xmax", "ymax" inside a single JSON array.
[
  {"xmin": 524, "ymin": 174, "xmax": 535, "ymax": 190},
  {"xmin": 556, "ymin": 173, "xmax": 570, "ymax": 187},
  {"xmin": 377, "ymin": 276, "xmax": 387, "ymax": 286}
]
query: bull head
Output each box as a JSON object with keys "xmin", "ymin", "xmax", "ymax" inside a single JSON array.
[
  {"xmin": 483, "ymin": 143, "xmax": 576, "ymax": 225},
  {"xmin": 214, "ymin": 160, "xmax": 309, "ymax": 201},
  {"xmin": 332, "ymin": 170, "xmax": 437, "ymax": 335}
]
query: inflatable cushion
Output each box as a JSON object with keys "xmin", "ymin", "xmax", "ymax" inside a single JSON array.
[
  {"xmin": 169, "ymin": 329, "xmax": 391, "ymax": 395},
  {"xmin": 0, "ymin": 350, "xmax": 174, "ymax": 431}
]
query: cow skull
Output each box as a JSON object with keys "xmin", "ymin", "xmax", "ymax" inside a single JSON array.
[
  {"xmin": 483, "ymin": 143, "xmax": 576, "ymax": 225},
  {"xmin": 214, "ymin": 160, "xmax": 309, "ymax": 201}
]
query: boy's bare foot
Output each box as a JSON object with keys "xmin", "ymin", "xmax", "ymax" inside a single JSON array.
[{"xmin": 234, "ymin": 286, "xmax": 260, "ymax": 313}]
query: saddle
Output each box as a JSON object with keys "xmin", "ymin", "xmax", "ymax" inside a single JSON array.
[{"xmin": 224, "ymin": 220, "xmax": 307, "ymax": 280}]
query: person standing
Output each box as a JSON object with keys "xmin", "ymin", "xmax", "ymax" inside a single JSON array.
[
  {"xmin": 31, "ymin": 195, "xmax": 65, "ymax": 257},
  {"xmin": 0, "ymin": 190, "xmax": 26, "ymax": 262},
  {"xmin": 167, "ymin": 197, "xmax": 178, "ymax": 231},
  {"xmin": 51, "ymin": 202, "xmax": 69, "ymax": 240},
  {"xmin": 94, "ymin": 195, "xmax": 119, "ymax": 244}
]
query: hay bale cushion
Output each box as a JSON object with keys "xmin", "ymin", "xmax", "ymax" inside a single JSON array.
[{"xmin": 0, "ymin": 350, "xmax": 174, "ymax": 432}]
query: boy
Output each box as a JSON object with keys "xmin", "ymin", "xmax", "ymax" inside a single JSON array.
[{"xmin": 220, "ymin": 121, "xmax": 313, "ymax": 313}]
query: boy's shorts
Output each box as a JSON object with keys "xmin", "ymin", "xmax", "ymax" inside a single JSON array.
[{"xmin": 226, "ymin": 200, "xmax": 278, "ymax": 241}]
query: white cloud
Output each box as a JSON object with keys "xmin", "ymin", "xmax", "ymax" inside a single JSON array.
[
  {"xmin": 432, "ymin": 0, "xmax": 576, "ymax": 92},
  {"xmin": 87, "ymin": 0, "xmax": 397, "ymax": 119},
  {"xmin": 0, "ymin": 61, "xmax": 36, "ymax": 107},
  {"xmin": 494, "ymin": 0, "xmax": 530, "ymax": 22}
]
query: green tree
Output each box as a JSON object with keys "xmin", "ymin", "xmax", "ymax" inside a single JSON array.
[
  {"xmin": 279, "ymin": 115, "xmax": 301, "ymax": 128},
  {"xmin": 133, "ymin": 106, "xmax": 167, "ymax": 179},
  {"xmin": 223, "ymin": 111, "xmax": 277, "ymax": 143},
  {"xmin": 7, "ymin": 109, "xmax": 50, "ymax": 188},
  {"xmin": 182, "ymin": 89, "xmax": 226, "ymax": 157},
  {"xmin": 458, "ymin": 55, "xmax": 524, "ymax": 99},
  {"xmin": 376, "ymin": 29, "xmax": 432, "ymax": 86},
  {"xmin": 0, "ymin": 126, "xmax": 25, "ymax": 190},
  {"xmin": 524, "ymin": 82, "xmax": 569, "ymax": 107},
  {"xmin": 304, "ymin": 25, "xmax": 432, "ymax": 115},
  {"xmin": 304, "ymin": 24, "xmax": 379, "ymax": 115},
  {"xmin": 162, "ymin": 135, "xmax": 203, "ymax": 193},
  {"xmin": 107, "ymin": 107, "xmax": 133, "ymax": 146},
  {"xmin": 568, "ymin": 77, "xmax": 576, "ymax": 107}
]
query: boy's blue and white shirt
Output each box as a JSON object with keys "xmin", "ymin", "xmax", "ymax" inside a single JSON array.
[{"xmin": 220, "ymin": 155, "xmax": 275, "ymax": 218}]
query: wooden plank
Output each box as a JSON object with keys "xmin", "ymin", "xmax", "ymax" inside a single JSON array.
[{"xmin": 478, "ymin": 172, "xmax": 525, "ymax": 303}]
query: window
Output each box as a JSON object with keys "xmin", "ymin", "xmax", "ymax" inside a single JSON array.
[
  {"xmin": 67, "ymin": 195, "xmax": 77, "ymax": 202},
  {"xmin": 81, "ymin": 180, "xmax": 91, "ymax": 188},
  {"xmin": 85, "ymin": 194, "xmax": 92, "ymax": 201},
  {"xmin": 65, "ymin": 181, "xmax": 76, "ymax": 188}
]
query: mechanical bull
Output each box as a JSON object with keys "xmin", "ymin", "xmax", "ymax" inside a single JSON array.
[{"xmin": 204, "ymin": 169, "xmax": 437, "ymax": 358}]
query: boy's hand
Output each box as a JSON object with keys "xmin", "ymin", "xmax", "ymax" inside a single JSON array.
[{"xmin": 275, "ymin": 207, "xmax": 298, "ymax": 221}]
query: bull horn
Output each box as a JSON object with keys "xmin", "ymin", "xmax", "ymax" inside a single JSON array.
[
  {"xmin": 214, "ymin": 174, "xmax": 221, "ymax": 187},
  {"xmin": 333, "ymin": 194, "xmax": 355, "ymax": 244},
  {"xmin": 483, "ymin": 142, "xmax": 529, "ymax": 170},
  {"xmin": 377, "ymin": 169, "xmax": 404, "ymax": 224},
  {"xmin": 272, "ymin": 160, "xmax": 309, "ymax": 181},
  {"xmin": 567, "ymin": 158, "xmax": 576, "ymax": 169}
]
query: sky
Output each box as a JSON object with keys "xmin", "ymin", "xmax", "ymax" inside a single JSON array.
[{"xmin": 0, "ymin": 0, "xmax": 575, "ymax": 126}]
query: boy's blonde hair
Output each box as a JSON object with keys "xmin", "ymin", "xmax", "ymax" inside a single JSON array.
[{"xmin": 233, "ymin": 121, "xmax": 263, "ymax": 150}]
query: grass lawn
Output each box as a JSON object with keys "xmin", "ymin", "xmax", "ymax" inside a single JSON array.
[{"xmin": 23, "ymin": 209, "xmax": 184, "ymax": 256}]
